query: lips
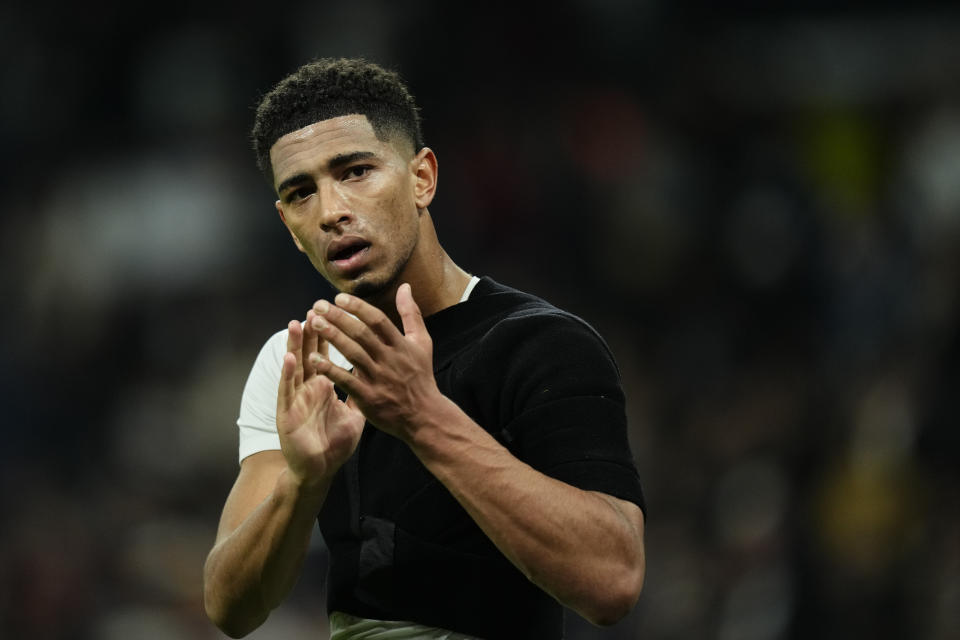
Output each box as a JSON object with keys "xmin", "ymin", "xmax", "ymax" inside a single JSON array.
[{"xmin": 326, "ymin": 236, "xmax": 372, "ymax": 273}]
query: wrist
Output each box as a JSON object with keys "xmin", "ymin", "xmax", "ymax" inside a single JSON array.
[
  {"xmin": 405, "ymin": 392, "xmax": 469, "ymax": 454},
  {"xmin": 276, "ymin": 467, "xmax": 330, "ymax": 511}
]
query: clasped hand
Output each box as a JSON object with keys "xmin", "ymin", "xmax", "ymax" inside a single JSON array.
[
  {"xmin": 276, "ymin": 283, "xmax": 440, "ymax": 487},
  {"xmin": 309, "ymin": 283, "xmax": 440, "ymax": 439}
]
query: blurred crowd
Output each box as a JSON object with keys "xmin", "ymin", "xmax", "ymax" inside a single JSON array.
[{"xmin": 1, "ymin": 2, "xmax": 958, "ymax": 639}]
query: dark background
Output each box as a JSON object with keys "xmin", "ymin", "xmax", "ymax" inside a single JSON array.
[{"xmin": 1, "ymin": 2, "xmax": 958, "ymax": 638}]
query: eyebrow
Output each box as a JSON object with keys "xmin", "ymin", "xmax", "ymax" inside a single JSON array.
[
  {"xmin": 328, "ymin": 150, "xmax": 376, "ymax": 172},
  {"xmin": 276, "ymin": 150, "xmax": 378, "ymax": 195},
  {"xmin": 276, "ymin": 173, "xmax": 311, "ymax": 196}
]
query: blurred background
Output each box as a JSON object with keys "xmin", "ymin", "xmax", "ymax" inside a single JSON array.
[{"xmin": 2, "ymin": 1, "xmax": 959, "ymax": 638}]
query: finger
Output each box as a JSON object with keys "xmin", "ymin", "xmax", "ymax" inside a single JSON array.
[
  {"xmin": 278, "ymin": 352, "xmax": 297, "ymax": 412},
  {"xmin": 329, "ymin": 294, "xmax": 403, "ymax": 346},
  {"xmin": 306, "ymin": 371, "xmax": 336, "ymax": 408},
  {"xmin": 310, "ymin": 306, "xmax": 378, "ymax": 374},
  {"xmin": 319, "ymin": 329, "xmax": 329, "ymax": 359},
  {"xmin": 309, "ymin": 352, "xmax": 370, "ymax": 400},
  {"xmin": 303, "ymin": 309, "xmax": 320, "ymax": 378},
  {"xmin": 396, "ymin": 283, "xmax": 428, "ymax": 345},
  {"xmin": 286, "ymin": 319, "xmax": 305, "ymax": 386}
]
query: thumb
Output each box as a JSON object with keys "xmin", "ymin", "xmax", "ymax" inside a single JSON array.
[{"xmin": 396, "ymin": 283, "xmax": 427, "ymax": 342}]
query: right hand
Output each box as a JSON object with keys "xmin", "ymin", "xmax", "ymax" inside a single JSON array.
[{"xmin": 276, "ymin": 309, "xmax": 365, "ymax": 489}]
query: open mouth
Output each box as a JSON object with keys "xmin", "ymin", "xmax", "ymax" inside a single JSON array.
[
  {"xmin": 331, "ymin": 243, "xmax": 368, "ymax": 261},
  {"xmin": 327, "ymin": 239, "xmax": 372, "ymax": 271}
]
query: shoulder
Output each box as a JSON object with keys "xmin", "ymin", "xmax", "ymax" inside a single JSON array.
[
  {"xmin": 476, "ymin": 279, "xmax": 616, "ymax": 369},
  {"xmin": 464, "ymin": 281, "xmax": 622, "ymax": 405},
  {"xmin": 243, "ymin": 328, "xmax": 288, "ymax": 378}
]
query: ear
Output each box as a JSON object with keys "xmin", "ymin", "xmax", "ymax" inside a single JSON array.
[
  {"xmin": 411, "ymin": 147, "xmax": 438, "ymax": 209},
  {"xmin": 275, "ymin": 200, "xmax": 306, "ymax": 253}
]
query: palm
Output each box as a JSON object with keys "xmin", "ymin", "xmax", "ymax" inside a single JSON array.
[
  {"xmin": 276, "ymin": 315, "xmax": 365, "ymax": 486},
  {"xmin": 278, "ymin": 374, "xmax": 364, "ymax": 480}
]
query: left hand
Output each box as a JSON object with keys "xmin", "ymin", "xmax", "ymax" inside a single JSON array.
[{"xmin": 307, "ymin": 283, "xmax": 442, "ymax": 441}]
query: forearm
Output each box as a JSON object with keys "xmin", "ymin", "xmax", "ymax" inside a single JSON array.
[
  {"xmin": 406, "ymin": 396, "xmax": 646, "ymax": 625},
  {"xmin": 203, "ymin": 469, "xmax": 328, "ymax": 638}
]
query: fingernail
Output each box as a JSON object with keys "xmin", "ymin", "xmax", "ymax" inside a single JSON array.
[
  {"xmin": 309, "ymin": 352, "xmax": 326, "ymax": 363},
  {"xmin": 312, "ymin": 316, "xmax": 327, "ymax": 330},
  {"xmin": 315, "ymin": 300, "xmax": 330, "ymax": 314},
  {"xmin": 335, "ymin": 293, "xmax": 351, "ymax": 308}
]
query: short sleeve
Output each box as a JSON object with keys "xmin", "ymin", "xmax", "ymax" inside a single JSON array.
[
  {"xmin": 237, "ymin": 329, "xmax": 286, "ymax": 463},
  {"xmin": 490, "ymin": 312, "xmax": 645, "ymax": 513}
]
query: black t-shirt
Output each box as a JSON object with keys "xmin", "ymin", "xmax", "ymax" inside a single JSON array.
[{"xmin": 319, "ymin": 277, "xmax": 645, "ymax": 639}]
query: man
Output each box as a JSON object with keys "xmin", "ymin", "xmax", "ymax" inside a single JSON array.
[{"xmin": 203, "ymin": 58, "xmax": 646, "ymax": 639}]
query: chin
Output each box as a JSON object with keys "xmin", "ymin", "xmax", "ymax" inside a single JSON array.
[
  {"xmin": 346, "ymin": 272, "xmax": 397, "ymax": 300},
  {"xmin": 336, "ymin": 255, "xmax": 409, "ymax": 302},
  {"xmin": 350, "ymin": 280, "xmax": 384, "ymax": 299}
]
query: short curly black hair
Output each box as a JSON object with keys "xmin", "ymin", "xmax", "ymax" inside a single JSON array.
[{"xmin": 252, "ymin": 57, "xmax": 424, "ymax": 186}]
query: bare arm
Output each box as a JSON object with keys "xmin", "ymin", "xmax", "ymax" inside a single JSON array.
[
  {"xmin": 203, "ymin": 313, "xmax": 365, "ymax": 638},
  {"xmin": 202, "ymin": 451, "xmax": 328, "ymax": 637},
  {"xmin": 408, "ymin": 396, "xmax": 645, "ymax": 625},
  {"xmin": 309, "ymin": 285, "xmax": 645, "ymax": 625}
]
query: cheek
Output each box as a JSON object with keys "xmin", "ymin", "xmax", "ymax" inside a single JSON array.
[
  {"xmin": 387, "ymin": 183, "xmax": 419, "ymax": 224},
  {"xmin": 363, "ymin": 183, "xmax": 416, "ymax": 231}
]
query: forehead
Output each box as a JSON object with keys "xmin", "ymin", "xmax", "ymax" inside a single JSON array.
[{"xmin": 269, "ymin": 114, "xmax": 394, "ymax": 185}]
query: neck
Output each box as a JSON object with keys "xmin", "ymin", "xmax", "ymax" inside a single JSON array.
[{"xmin": 367, "ymin": 210, "xmax": 471, "ymax": 327}]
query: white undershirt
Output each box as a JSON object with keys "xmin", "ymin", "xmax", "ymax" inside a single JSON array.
[{"xmin": 459, "ymin": 274, "xmax": 480, "ymax": 302}]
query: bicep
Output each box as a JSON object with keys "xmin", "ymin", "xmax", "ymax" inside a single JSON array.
[{"xmin": 215, "ymin": 450, "xmax": 288, "ymax": 543}]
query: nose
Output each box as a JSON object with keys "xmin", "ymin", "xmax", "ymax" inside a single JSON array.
[{"xmin": 318, "ymin": 182, "xmax": 353, "ymax": 231}]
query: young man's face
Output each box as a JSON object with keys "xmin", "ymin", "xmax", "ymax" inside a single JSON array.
[{"xmin": 270, "ymin": 114, "xmax": 429, "ymax": 298}]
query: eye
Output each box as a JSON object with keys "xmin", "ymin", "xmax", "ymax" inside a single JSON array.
[
  {"xmin": 345, "ymin": 165, "xmax": 371, "ymax": 180},
  {"xmin": 286, "ymin": 186, "xmax": 315, "ymax": 203}
]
